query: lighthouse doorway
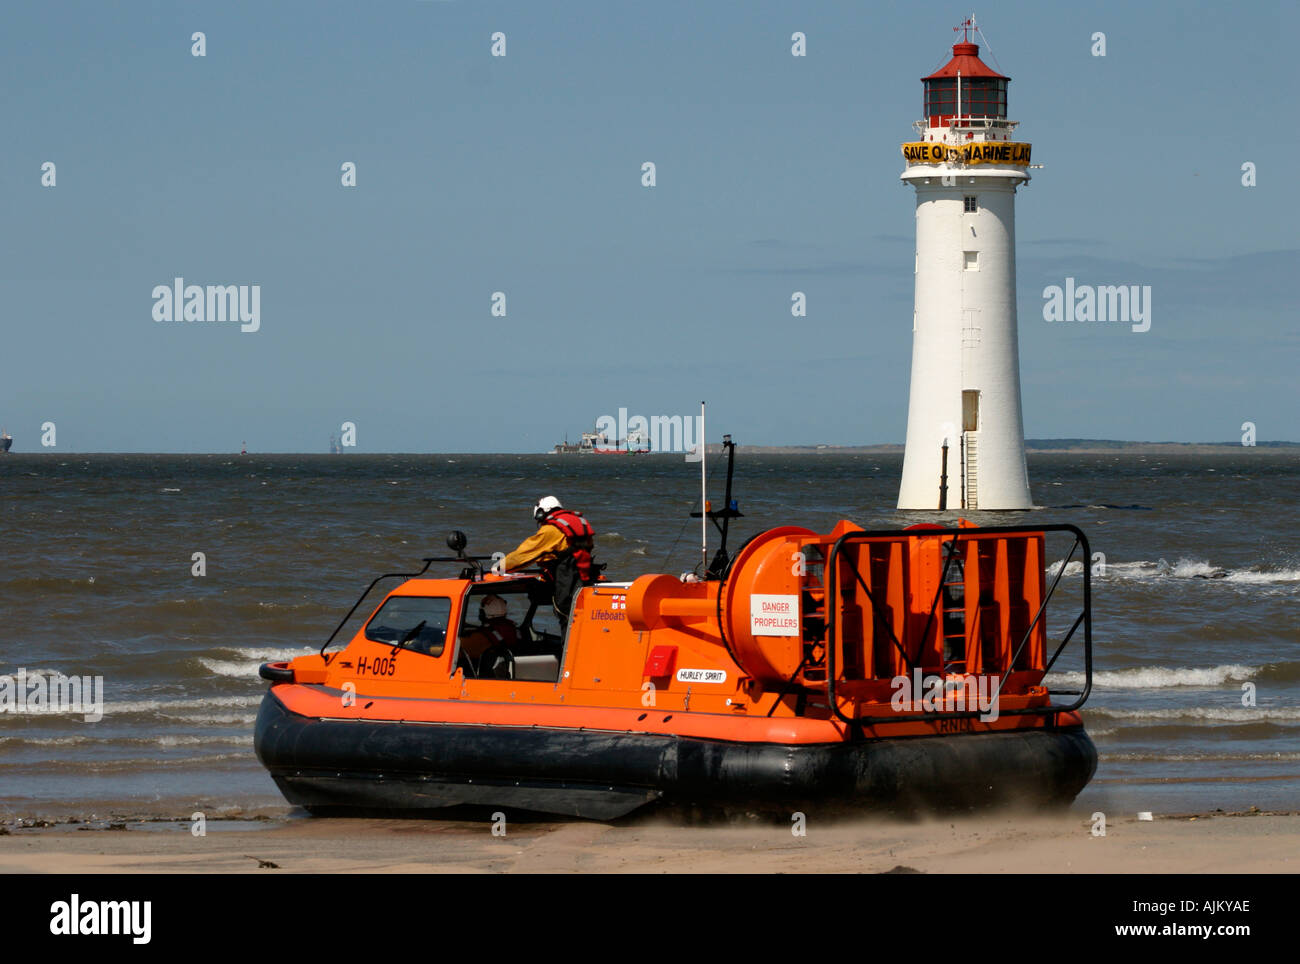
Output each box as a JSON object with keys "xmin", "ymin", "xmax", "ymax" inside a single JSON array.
[
  {"xmin": 962, "ymin": 390, "xmax": 980, "ymax": 432},
  {"xmin": 962, "ymin": 390, "xmax": 980, "ymax": 509}
]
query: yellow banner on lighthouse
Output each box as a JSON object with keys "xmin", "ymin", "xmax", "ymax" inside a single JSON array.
[
  {"xmin": 964, "ymin": 142, "xmax": 1032, "ymax": 165},
  {"xmin": 901, "ymin": 141, "xmax": 1032, "ymax": 166}
]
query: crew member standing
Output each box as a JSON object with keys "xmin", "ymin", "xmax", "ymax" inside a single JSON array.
[{"xmin": 493, "ymin": 496, "xmax": 597, "ymax": 629}]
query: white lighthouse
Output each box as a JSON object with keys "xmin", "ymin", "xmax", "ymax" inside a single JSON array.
[{"xmin": 897, "ymin": 22, "xmax": 1033, "ymax": 511}]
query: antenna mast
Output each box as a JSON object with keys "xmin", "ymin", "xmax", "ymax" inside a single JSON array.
[{"xmin": 699, "ymin": 401, "xmax": 707, "ymax": 572}]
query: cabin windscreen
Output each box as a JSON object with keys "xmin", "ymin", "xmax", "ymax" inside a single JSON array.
[{"xmin": 364, "ymin": 596, "xmax": 452, "ymax": 656}]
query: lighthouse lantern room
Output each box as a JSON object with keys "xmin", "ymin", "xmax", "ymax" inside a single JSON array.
[{"xmin": 897, "ymin": 19, "xmax": 1033, "ymax": 511}]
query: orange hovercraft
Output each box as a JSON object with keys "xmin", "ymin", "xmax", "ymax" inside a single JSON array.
[{"xmin": 256, "ymin": 440, "xmax": 1096, "ymax": 819}]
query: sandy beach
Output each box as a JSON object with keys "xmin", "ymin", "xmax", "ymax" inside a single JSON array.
[{"xmin": 2, "ymin": 807, "xmax": 1295, "ymax": 874}]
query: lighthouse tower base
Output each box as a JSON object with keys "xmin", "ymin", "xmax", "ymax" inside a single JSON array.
[{"xmin": 897, "ymin": 170, "xmax": 1032, "ymax": 511}]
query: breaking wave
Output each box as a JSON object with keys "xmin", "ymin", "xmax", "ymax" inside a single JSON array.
[
  {"xmin": 155, "ymin": 711, "xmax": 258, "ymax": 725},
  {"xmin": 0, "ymin": 733, "xmax": 252, "ymax": 748},
  {"xmin": 1046, "ymin": 664, "xmax": 1260, "ymax": 689},
  {"xmin": 1103, "ymin": 751, "xmax": 1300, "ymax": 763},
  {"xmin": 1047, "ymin": 558, "xmax": 1300, "ymax": 585},
  {"xmin": 103, "ymin": 695, "xmax": 262, "ymax": 716},
  {"xmin": 1085, "ymin": 706, "xmax": 1300, "ymax": 724},
  {"xmin": 195, "ymin": 645, "xmax": 316, "ymax": 679}
]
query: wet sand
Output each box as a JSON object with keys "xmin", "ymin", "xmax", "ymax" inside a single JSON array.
[{"xmin": 1, "ymin": 808, "xmax": 1295, "ymax": 874}]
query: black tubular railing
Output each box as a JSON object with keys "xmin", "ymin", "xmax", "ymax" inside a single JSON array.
[
  {"xmin": 318, "ymin": 559, "xmax": 436, "ymax": 658},
  {"xmin": 314, "ymin": 552, "xmax": 532, "ymax": 658},
  {"xmin": 823, "ymin": 524, "xmax": 1092, "ymax": 727}
]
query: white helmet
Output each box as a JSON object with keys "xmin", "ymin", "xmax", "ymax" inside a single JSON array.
[
  {"xmin": 479, "ymin": 594, "xmax": 508, "ymax": 620},
  {"xmin": 533, "ymin": 495, "xmax": 562, "ymax": 522}
]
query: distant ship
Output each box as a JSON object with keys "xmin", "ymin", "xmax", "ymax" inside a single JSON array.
[
  {"xmin": 329, "ymin": 434, "xmax": 342, "ymax": 454},
  {"xmin": 1, "ymin": 429, "xmax": 11, "ymax": 453},
  {"xmin": 553, "ymin": 427, "xmax": 649, "ymax": 454}
]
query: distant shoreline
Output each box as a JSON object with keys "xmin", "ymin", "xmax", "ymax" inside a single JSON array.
[
  {"xmin": 723, "ymin": 441, "xmax": 1299, "ymax": 455},
  {"xmin": 1, "ymin": 441, "xmax": 1296, "ymax": 457}
]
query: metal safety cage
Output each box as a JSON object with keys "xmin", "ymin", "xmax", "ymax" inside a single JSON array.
[{"xmin": 823, "ymin": 523, "xmax": 1093, "ymax": 727}]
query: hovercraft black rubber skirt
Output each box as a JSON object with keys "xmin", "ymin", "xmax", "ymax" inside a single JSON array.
[{"xmin": 254, "ymin": 691, "xmax": 1097, "ymax": 820}]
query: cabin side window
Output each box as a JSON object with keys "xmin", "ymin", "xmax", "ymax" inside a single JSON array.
[
  {"xmin": 456, "ymin": 584, "xmax": 566, "ymax": 682},
  {"xmin": 364, "ymin": 596, "xmax": 452, "ymax": 657}
]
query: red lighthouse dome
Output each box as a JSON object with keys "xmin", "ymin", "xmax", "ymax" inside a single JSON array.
[{"xmin": 922, "ymin": 40, "xmax": 1009, "ymax": 128}]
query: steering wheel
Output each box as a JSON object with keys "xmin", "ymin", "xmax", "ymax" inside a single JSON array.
[{"xmin": 480, "ymin": 648, "xmax": 515, "ymax": 680}]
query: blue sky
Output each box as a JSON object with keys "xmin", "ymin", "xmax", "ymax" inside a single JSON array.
[{"xmin": 2, "ymin": 0, "xmax": 1296, "ymax": 452}]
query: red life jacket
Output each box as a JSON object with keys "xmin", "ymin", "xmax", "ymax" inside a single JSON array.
[
  {"xmin": 482, "ymin": 617, "xmax": 518, "ymax": 649},
  {"xmin": 544, "ymin": 509, "xmax": 595, "ymax": 583}
]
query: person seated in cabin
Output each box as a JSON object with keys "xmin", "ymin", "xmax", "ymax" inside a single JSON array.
[
  {"xmin": 457, "ymin": 594, "xmax": 517, "ymax": 679},
  {"xmin": 491, "ymin": 495, "xmax": 598, "ymax": 630}
]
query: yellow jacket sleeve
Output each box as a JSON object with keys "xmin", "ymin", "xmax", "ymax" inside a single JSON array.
[{"xmin": 504, "ymin": 525, "xmax": 568, "ymax": 571}]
